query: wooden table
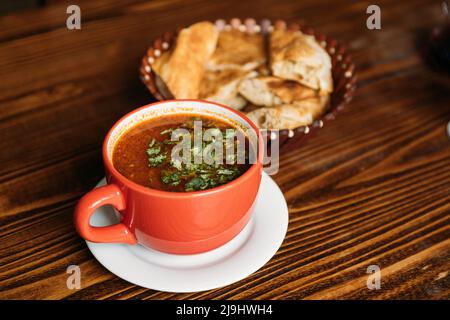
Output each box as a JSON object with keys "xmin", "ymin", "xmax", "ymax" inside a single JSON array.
[{"xmin": 0, "ymin": 0, "xmax": 449, "ymax": 300}]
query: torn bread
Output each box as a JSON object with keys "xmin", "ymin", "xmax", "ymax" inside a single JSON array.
[
  {"xmin": 238, "ymin": 76, "xmax": 317, "ymax": 107},
  {"xmin": 153, "ymin": 22, "xmax": 218, "ymax": 98},
  {"xmin": 246, "ymin": 95, "xmax": 329, "ymax": 129},
  {"xmin": 270, "ymin": 28, "xmax": 333, "ymax": 93},
  {"xmin": 241, "ymin": 103, "xmax": 261, "ymax": 113},
  {"xmin": 151, "ymin": 51, "xmax": 174, "ymax": 99},
  {"xmin": 199, "ymin": 69, "xmax": 257, "ymax": 110},
  {"xmin": 206, "ymin": 29, "xmax": 265, "ymax": 71},
  {"xmin": 254, "ymin": 63, "xmax": 271, "ymax": 76}
]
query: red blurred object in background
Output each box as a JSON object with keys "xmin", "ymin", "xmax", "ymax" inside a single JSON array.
[{"xmin": 427, "ymin": 1, "xmax": 450, "ymax": 71}]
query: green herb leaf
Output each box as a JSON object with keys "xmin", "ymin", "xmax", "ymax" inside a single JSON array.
[
  {"xmin": 171, "ymin": 157, "xmax": 183, "ymax": 171},
  {"xmin": 148, "ymin": 123, "xmax": 246, "ymax": 191},
  {"xmin": 217, "ymin": 168, "xmax": 236, "ymax": 175},
  {"xmin": 185, "ymin": 176, "xmax": 208, "ymax": 192},
  {"xmin": 148, "ymin": 153, "xmax": 166, "ymax": 167},
  {"xmin": 161, "ymin": 170, "xmax": 181, "ymax": 186},
  {"xmin": 146, "ymin": 146, "xmax": 161, "ymax": 156}
]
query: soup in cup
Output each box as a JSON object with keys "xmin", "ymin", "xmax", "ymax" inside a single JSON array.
[{"xmin": 74, "ymin": 100, "xmax": 263, "ymax": 254}]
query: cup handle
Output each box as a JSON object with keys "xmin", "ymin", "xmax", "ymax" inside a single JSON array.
[{"xmin": 74, "ymin": 184, "xmax": 137, "ymax": 244}]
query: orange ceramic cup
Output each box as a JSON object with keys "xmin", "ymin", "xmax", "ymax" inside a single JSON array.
[{"xmin": 74, "ymin": 100, "xmax": 263, "ymax": 254}]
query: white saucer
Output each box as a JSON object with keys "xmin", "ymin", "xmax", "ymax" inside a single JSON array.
[{"xmin": 86, "ymin": 172, "xmax": 288, "ymax": 293}]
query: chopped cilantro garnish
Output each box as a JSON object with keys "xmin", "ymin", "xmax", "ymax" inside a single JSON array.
[
  {"xmin": 145, "ymin": 121, "xmax": 246, "ymax": 191},
  {"xmin": 171, "ymin": 157, "xmax": 183, "ymax": 171},
  {"xmin": 217, "ymin": 168, "xmax": 236, "ymax": 175},
  {"xmin": 148, "ymin": 153, "xmax": 166, "ymax": 167},
  {"xmin": 161, "ymin": 170, "xmax": 181, "ymax": 186},
  {"xmin": 185, "ymin": 177, "xmax": 209, "ymax": 191},
  {"xmin": 146, "ymin": 146, "xmax": 161, "ymax": 156},
  {"xmin": 146, "ymin": 139, "xmax": 166, "ymax": 167}
]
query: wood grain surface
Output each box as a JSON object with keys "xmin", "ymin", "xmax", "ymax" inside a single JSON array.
[{"xmin": 0, "ymin": 0, "xmax": 449, "ymax": 300}]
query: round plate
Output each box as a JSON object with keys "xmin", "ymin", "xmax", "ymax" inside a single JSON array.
[{"xmin": 86, "ymin": 171, "xmax": 288, "ymax": 293}]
